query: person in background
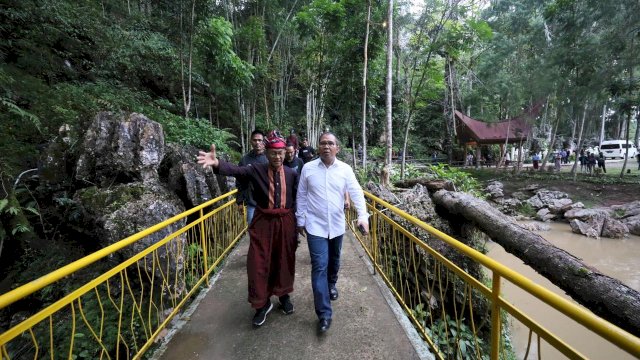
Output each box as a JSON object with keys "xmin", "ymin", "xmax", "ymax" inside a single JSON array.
[
  {"xmin": 284, "ymin": 142, "xmax": 304, "ymax": 175},
  {"xmin": 587, "ymin": 152, "xmax": 596, "ymax": 175},
  {"xmin": 287, "ymin": 129, "xmax": 299, "ymax": 150},
  {"xmin": 296, "ymin": 132, "xmax": 369, "ymax": 334},
  {"xmin": 465, "ymin": 153, "xmax": 474, "ymax": 167},
  {"xmin": 238, "ymin": 130, "xmax": 268, "ymax": 225},
  {"xmin": 637, "ymin": 153, "xmax": 640, "ymax": 170},
  {"xmin": 532, "ymin": 152, "xmax": 540, "ymax": 170},
  {"xmin": 597, "ymin": 152, "xmax": 606, "ymax": 173},
  {"xmin": 197, "ymin": 131, "xmax": 299, "ymax": 327},
  {"xmin": 298, "ymin": 138, "xmax": 316, "ymax": 163}
]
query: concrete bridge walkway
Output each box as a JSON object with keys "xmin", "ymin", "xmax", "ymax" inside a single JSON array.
[{"xmin": 152, "ymin": 231, "xmax": 432, "ymax": 360}]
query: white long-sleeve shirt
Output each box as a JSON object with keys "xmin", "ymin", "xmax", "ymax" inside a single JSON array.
[{"xmin": 296, "ymin": 158, "xmax": 369, "ymax": 238}]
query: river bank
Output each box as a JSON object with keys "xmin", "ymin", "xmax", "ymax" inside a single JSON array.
[
  {"xmin": 488, "ymin": 221, "xmax": 640, "ymax": 359},
  {"xmin": 467, "ymin": 158, "xmax": 640, "ymax": 208}
]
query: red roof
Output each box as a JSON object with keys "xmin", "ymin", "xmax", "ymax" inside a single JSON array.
[{"xmin": 455, "ymin": 103, "xmax": 542, "ymax": 145}]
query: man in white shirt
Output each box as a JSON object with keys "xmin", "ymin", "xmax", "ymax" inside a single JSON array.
[{"xmin": 296, "ymin": 132, "xmax": 369, "ymax": 334}]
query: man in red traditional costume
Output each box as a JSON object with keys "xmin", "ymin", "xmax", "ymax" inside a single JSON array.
[{"xmin": 197, "ymin": 131, "xmax": 299, "ymax": 327}]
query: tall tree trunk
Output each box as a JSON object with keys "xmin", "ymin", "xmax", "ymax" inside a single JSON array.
[
  {"xmin": 361, "ymin": 0, "xmax": 371, "ymax": 170},
  {"xmin": 497, "ymin": 120, "xmax": 511, "ymax": 168},
  {"xmin": 443, "ymin": 56, "xmax": 460, "ymax": 165},
  {"xmin": 399, "ymin": 2, "xmax": 452, "ymax": 179},
  {"xmin": 620, "ymin": 57, "xmax": 635, "ymax": 178},
  {"xmin": 432, "ymin": 190, "xmax": 640, "ymax": 337},
  {"xmin": 180, "ymin": 0, "xmax": 196, "ymax": 119},
  {"xmin": 540, "ymin": 104, "xmax": 560, "ymax": 170},
  {"xmin": 619, "ymin": 111, "xmax": 632, "ymax": 178},
  {"xmin": 600, "ymin": 104, "xmax": 607, "ymax": 145},
  {"xmin": 634, "ymin": 109, "xmax": 640, "ymax": 148},
  {"xmin": 571, "ymin": 100, "xmax": 589, "ymax": 179},
  {"xmin": 262, "ymin": 83, "xmax": 270, "ymax": 129},
  {"xmin": 237, "ymin": 90, "xmax": 247, "ymax": 153},
  {"xmin": 381, "ymin": 0, "xmax": 394, "ymax": 187},
  {"xmin": 306, "ymin": 78, "xmax": 328, "ymax": 146},
  {"xmin": 515, "ymin": 137, "xmax": 524, "ymax": 174}
]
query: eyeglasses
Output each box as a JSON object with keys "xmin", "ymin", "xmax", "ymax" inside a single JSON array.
[
  {"xmin": 268, "ymin": 151, "xmax": 285, "ymax": 158},
  {"xmin": 319, "ymin": 141, "xmax": 336, "ymax": 147}
]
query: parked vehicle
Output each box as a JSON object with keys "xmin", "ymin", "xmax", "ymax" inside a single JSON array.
[{"xmin": 599, "ymin": 140, "xmax": 638, "ymax": 159}]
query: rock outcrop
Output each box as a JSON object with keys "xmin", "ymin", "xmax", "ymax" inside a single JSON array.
[
  {"xmin": 76, "ymin": 112, "xmax": 165, "ymax": 185},
  {"xmin": 38, "ymin": 111, "xmax": 231, "ymax": 300},
  {"xmin": 487, "ymin": 181, "xmax": 635, "ymax": 239},
  {"xmin": 160, "ymin": 143, "xmax": 227, "ymax": 208}
]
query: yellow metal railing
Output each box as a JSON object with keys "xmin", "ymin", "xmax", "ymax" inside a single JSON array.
[
  {"xmin": 347, "ymin": 191, "xmax": 640, "ymax": 360},
  {"xmin": 0, "ymin": 190, "xmax": 246, "ymax": 360}
]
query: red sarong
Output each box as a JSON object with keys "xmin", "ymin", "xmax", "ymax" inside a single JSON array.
[{"xmin": 247, "ymin": 207, "xmax": 297, "ymax": 308}]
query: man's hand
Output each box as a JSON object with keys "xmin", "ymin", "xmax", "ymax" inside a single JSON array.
[
  {"xmin": 356, "ymin": 220, "xmax": 369, "ymax": 235},
  {"xmin": 197, "ymin": 144, "xmax": 219, "ymax": 168},
  {"xmin": 297, "ymin": 226, "xmax": 306, "ymax": 236}
]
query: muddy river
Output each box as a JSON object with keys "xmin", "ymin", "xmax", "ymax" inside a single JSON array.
[{"xmin": 486, "ymin": 221, "xmax": 640, "ymax": 359}]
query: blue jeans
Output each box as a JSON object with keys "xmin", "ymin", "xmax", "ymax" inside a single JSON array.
[
  {"xmin": 306, "ymin": 233, "xmax": 343, "ymax": 320},
  {"xmin": 246, "ymin": 205, "xmax": 256, "ymax": 226}
]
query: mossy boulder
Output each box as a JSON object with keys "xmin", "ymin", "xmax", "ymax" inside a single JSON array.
[{"xmin": 75, "ymin": 182, "xmax": 187, "ymax": 295}]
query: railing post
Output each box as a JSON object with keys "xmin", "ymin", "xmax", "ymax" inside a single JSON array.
[
  {"xmin": 490, "ymin": 272, "xmax": 502, "ymax": 360},
  {"xmin": 372, "ymin": 200, "xmax": 378, "ymax": 273},
  {"xmin": 200, "ymin": 209, "xmax": 209, "ymax": 286}
]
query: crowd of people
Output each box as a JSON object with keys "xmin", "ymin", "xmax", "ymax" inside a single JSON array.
[
  {"xmin": 197, "ymin": 134, "xmax": 640, "ymax": 334},
  {"xmin": 196, "ymin": 129, "xmax": 369, "ymax": 335},
  {"xmin": 462, "ymin": 146, "xmax": 640, "ymax": 175}
]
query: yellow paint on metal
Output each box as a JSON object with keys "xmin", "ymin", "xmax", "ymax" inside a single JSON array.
[
  {"xmin": 490, "ymin": 272, "xmax": 501, "ymax": 360},
  {"xmin": 0, "ymin": 191, "xmax": 244, "ymax": 359},
  {"xmin": 347, "ymin": 191, "xmax": 640, "ymax": 359},
  {"xmin": 0, "ymin": 190, "xmax": 238, "ymax": 310},
  {"xmin": 4, "ymin": 186, "xmax": 640, "ymax": 359}
]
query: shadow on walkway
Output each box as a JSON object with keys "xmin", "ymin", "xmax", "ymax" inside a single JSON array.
[{"xmin": 153, "ymin": 231, "xmax": 432, "ymax": 360}]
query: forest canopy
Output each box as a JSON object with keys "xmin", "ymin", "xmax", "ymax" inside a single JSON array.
[{"xmin": 2, "ymin": 0, "xmax": 639, "ymax": 179}]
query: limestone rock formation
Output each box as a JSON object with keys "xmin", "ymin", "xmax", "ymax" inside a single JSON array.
[
  {"xmin": 76, "ymin": 112, "xmax": 165, "ymax": 185},
  {"xmin": 37, "ymin": 111, "xmax": 232, "ymax": 301},
  {"xmin": 484, "ymin": 180, "xmax": 504, "ymax": 200},
  {"xmin": 160, "ymin": 143, "xmax": 227, "ymax": 208}
]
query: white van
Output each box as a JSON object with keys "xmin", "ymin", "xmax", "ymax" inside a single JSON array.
[{"xmin": 599, "ymin": 140, "xmax": 638, "ymax": 159}]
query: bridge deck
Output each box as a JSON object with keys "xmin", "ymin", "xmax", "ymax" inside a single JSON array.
[{"xmin": 152, "ymin": 231, "xmax": 431, "ymax": 360}]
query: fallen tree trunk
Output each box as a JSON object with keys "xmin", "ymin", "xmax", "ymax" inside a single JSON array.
[{"xmin": 432, "ymin": 189, "xmax": 640, "ymax": 336}]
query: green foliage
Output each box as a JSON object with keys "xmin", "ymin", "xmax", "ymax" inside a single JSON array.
[
  {"xmin": 368, "ymin": 147, "xmax": 386, "ymax": 160},
  {"xmin": 154, "ymin": 110, "xmax": 238, "ymax": 152},
  {"xmin": 197, "ymin": 17, "xmax": 254, "ymax": 89},
  {"xmin": 516, "ymin": 202, "xmax": 537, "ymax": 218},
  {"xmin": 390, "ymin": 163, "xmax": 428, "ymax": 183},
  {"xmin": 428, "ymin": 164, "xmax": 484, "ymax": 197},
  {"xmin": 412, "ymin": 311, "xmax": 488, "ymax": 360},
  {"xmin": 613, "ymin": 208, "xmax": 626, "ymax": 218},
  {"xmin": 1, "ymin": 98, "xmax": 42, "ymax": 133}
]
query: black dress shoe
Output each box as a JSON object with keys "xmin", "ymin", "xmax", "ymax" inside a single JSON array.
[
  {"xmin": 329, "ymin": 286, "xmax": 338, "ymax": 301},
  {"xmin": 318, "ymin": 318, "xmax": 332, "ymax": 333}
]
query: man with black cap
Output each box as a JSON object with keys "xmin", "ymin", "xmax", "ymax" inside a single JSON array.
[
  {"xmin": 298, "ymin": 138, "xmax": 315, "ymax": 163},
  {"xmin": 197, "ymin": 131, "xmax": 299, "ymax": 327}
]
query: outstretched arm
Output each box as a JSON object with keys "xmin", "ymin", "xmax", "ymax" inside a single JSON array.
[{"xmin": 197, "ymin": 144, "xmax": 219, "ymax": 168}]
